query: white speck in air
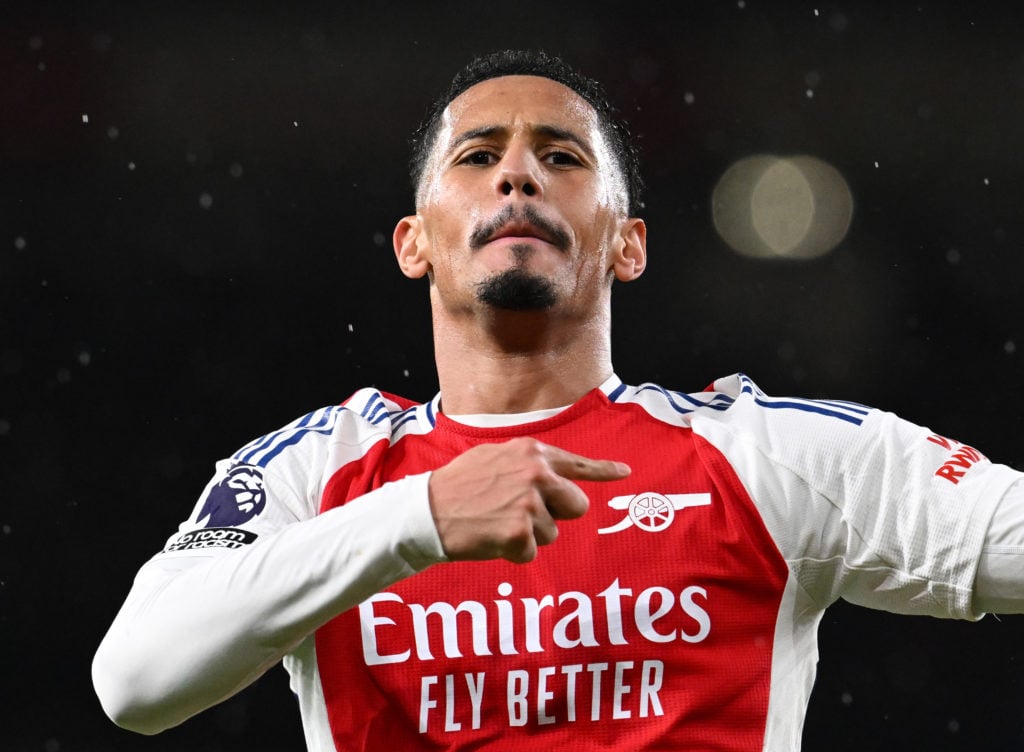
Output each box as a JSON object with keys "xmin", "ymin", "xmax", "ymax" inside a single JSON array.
[{"xmin": 199, "ymin": 192, "xmax": 213, "ymax": 209}]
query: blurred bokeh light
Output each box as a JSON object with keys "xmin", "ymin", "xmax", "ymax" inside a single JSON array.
[{"xmin": 712, "ymin": 155, "xmax": 854, "ymax": 259}]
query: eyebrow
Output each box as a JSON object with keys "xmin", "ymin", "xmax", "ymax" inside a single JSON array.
[{"xmin": 447, "ymin": 124, "xmax": 596, "ymax": 160}]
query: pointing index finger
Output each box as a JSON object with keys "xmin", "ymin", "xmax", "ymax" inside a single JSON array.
[{"xmin": 541, "ymin": 443, "xmax": 632, "ymax": 481}]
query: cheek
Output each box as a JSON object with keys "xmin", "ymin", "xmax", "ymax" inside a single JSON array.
[
  {"xmin": 574, "ymin": 204, "xmax": 619, "ymax": 250},
  {"xmin": 425, "ymin": 182, "xmax": 485, "ymax": 240}
]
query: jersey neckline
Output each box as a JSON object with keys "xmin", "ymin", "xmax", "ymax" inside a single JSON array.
[{"xmin": 431, "ymin": 374, "xmax": 622, "ymax": 437}]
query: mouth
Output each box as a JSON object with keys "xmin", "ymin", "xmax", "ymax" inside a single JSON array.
[
  {"xmin": 487, "ymin": 222, "xmax": 556, "ymax": 246},
  {"xmin": 470, "ymin": 207, "xmax": 571, "ymax": 252}
]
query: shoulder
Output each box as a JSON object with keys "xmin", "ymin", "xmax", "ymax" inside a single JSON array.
[
  {"xmin": 609, "ymin": 372, "xmax": 880, "ymax": 463},
  {"xmin": 687, "ymin": 373, "xmax": 880, "ymax": 466},
  {"xmin": 228, "ymin": 388, "xmax": 436, "ymax": 470},
  {"xmin": 341, "ymin": 388, "xmax": 430, "ymax": 430},
  {"xmin": 606, "ymin": 372, "xmax": 869, "ymax": 427},
  {"xmin": 339, "ymin": 387, "xmax": 439, "ymax": 443},
  {"xmin": 707, "ymin": 373, "xmax": 874, "ymax": 429},
  {"xmin": 604, "ymin": 377, "xmax": 736, "ymax": 427}
]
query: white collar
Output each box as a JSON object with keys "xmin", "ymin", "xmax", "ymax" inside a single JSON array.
[{"xmin": 438, "ymin": 373, "xmax": 622, "ymax": 427}]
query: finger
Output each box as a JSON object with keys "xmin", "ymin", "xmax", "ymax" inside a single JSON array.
[
  {"xmin": 531, "ymin": 502, "xmax": 560, "ymax": 548},
  {"xmin": 541, "ymin": 444, "xmax": 632, "ymax": 481},
  {"xmin": 534, "ymin": 472, "xmax": 591, "ymax": 521},
  {"xmin": 507, "ymin": 493, "xmax": 553, "ymax": 563}
]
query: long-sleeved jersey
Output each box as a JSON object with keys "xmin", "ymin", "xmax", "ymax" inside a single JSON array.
[{"xmin": 92, "ymin": 374, "xmax": 1024, "ymax": 750}]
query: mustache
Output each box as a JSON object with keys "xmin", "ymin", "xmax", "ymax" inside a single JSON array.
[{"xmin": 468, "ymin": 205, "xmax": 571, "ymax": 252}]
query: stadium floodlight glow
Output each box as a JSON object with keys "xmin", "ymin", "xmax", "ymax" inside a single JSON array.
[{"xmin": 711, "ymin": 155, "xmax": 854, "ymax": 260}]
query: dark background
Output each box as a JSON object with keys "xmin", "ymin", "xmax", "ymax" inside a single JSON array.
[{"xmin": 3, "ymin": 1, "xmax": 1023, "ymax": 750}]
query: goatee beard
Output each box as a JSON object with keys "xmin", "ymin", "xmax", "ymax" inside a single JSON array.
[{"xmin": 475, "ymin": 267, "xmax": 557, "ymax": 311}]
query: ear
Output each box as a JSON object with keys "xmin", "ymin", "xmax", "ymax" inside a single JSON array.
[
  {"xmin": 611, "ymin": 217, "xmax": 647, "ymax": 282},
  {"xmin": 393, "ymin": 215, "xmax": 431, "ymax": 279}
]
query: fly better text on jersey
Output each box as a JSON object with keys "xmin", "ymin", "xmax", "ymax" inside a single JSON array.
[{"xmin": 418, "ymin": 659, "xmax": 666, "ymax": 733}]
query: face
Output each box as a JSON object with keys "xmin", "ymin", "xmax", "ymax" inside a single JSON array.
[{"xmin": 395, "ymin": 75, "xmax": 645, "ymax": 319}]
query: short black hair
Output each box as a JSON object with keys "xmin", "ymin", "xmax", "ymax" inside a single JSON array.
[{"xmin": 409, "ymin": 49, "xmax": 644, "ymax": 216}]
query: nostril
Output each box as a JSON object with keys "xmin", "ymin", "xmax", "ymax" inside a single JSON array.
[
  {"xmin": 523, "ymin": 183, "xmax": 536, "ymax": 196},
  {"xmin": 501, "ymin": 181, "xmax": 513, "ymax": 196}
]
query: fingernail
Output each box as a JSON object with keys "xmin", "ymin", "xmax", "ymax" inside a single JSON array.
[{"xmin": 614, "ymin": 462, "xmax": 632, "ymax": 474}]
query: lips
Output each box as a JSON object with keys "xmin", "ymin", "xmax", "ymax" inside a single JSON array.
[{"xmin": 487, "ymin": 222, "xmax": 556, "ymax": 245}]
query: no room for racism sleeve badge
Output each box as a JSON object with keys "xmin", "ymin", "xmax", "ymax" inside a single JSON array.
[{"xmin": 162, "ymin": 464, "xmax": 267, "ymax": 553}]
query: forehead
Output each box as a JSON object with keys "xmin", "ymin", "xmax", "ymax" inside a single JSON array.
[{"xmin": 440, "ymin": 75, "xmax": 601, "ymax": 145}]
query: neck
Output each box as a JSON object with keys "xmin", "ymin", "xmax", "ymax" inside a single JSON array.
[{"xmin": 431, "ymin": 304, "xmax": 614, "ymax": 415}]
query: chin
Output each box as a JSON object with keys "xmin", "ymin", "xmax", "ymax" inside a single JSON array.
[{"xmin": 475, "ymin": 268, "xmax": 557, "ymax": 311}]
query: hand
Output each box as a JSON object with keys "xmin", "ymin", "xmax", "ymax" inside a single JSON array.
[{"xmin": 427, "ymin": 438, "xmax": 631, "ymax": 564}]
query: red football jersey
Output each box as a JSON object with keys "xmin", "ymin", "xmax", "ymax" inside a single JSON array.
[
  {"xmin": 316, "ymin": 388, "xmax": 789, "ymax": 750},
  {"xmin": 106, "ymin": 374, "xmax": 1013, "ymax": 751}
]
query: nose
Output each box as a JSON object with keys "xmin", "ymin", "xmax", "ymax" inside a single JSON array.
[{"xmin": 495, "ymin": 144, "xmax": 542, "ymax": 200}]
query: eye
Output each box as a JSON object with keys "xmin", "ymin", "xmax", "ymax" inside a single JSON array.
[
  {"xmin": 544, "ymin": 150, "xmax": 583, "ymax": 167},
  {"xmin": 459, "ymin": 150, "xmax": 498, "ymax": 166}
]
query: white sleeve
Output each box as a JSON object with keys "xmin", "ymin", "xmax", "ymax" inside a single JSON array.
[
  {"xmin": 698, "ymin": 375, "xmax": 1023, "ymax": 619},
  {"xmin": 92, "ymin": 436, "xmax": 445, "ymax": 734},
  {"xmin": 975, "ymin": 478, "xmax": 1024, "ymax": 613}
]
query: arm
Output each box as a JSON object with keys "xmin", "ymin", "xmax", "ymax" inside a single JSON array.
[
  {"xmin": 697, "ymin": 375, "xmax": 1024, "ymax": 618},
  {"xmin": 975, "ymin": 479, "xmax": 1024, "ymax": 613},
  {"xmin": 92, "ymin": 473, "xmax": 442, "ymax": 734},
  {"xmin": 92, "ymin": 437, "xmax": 628, "ymax": 734}
]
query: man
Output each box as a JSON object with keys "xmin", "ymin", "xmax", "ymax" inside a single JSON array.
[{"xmin": 93, "ymin": 50, "xmax": 1024, "ymax": 750}]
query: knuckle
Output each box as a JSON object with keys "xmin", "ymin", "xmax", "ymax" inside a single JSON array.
[
  {"xmin": 509, "ymin": 514, "xmax": 534, "ymax": 539},
  {"xmin": 528, "ymin": 465, "xmax": 557, "ymax": 488},
  {"xmin": 510, "ymin": 436, "xmax": 545, "ymax": 457},
  {"xmin": 507, "ymin": 440, "xmax": 552, "ymax": 483}
]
